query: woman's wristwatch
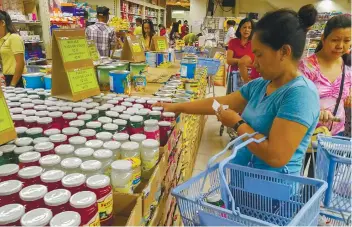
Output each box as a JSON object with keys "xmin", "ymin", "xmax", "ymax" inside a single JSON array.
[{"xmin": 233, "ymin": 119, "xmax": 246, "ymax": 132}]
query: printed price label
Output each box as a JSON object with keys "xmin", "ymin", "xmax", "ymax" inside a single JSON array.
[
  {"xmin": 132, "ymin": 43, "xmax": 142, "ymax": 53},
  {"xmin": 59, "ymin": 38, "xmax": 90, "ymax": 62},
  {"xmin": 67, "ymin": 67, "xmax": 99, "ymax": 94},
  {"xmin": 0, "ymin": 94, "xmax": 13, "ymax": 133},
  {"xmin": 157, "ymin": 39, "xmax": 167, "ymax": 51}
]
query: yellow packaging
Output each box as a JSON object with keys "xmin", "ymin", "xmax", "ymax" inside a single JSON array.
[{"xmin": 124, "ymin": 157, "xmax": 141, "ymax": 190}]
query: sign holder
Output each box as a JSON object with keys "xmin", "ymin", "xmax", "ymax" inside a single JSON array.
[
  {"xmin": 121, "ymin": 35, "xmax": 146, "ymax": 62},
  {"xmin": 0, "ymin": 87, "xmax": 16, "ymax": 145},
  {"xmin": 151, "ymin": 36, "xmax": 168, "ymax": 52}
]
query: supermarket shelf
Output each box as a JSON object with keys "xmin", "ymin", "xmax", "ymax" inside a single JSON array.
[
  {"xmin": 121, "ymin": 11, "xmax": 142, "ymax": 16},
  {"xmin": 13, "ymin": 21, "xmax": 41, "ymax": 25},
  {"xmin": 124, "ymin": 0, "xmax": 165, "ymax": 10}
]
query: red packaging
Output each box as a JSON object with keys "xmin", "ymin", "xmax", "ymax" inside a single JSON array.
[
  {"xmin": 12, "ymin": 114, "xmax": 26, "ymax": 127},
  {"xmin": 159, "ymin": 121, "xmax": 171, "ymax": 146},
  {"xmin": 40, "ymin": 170, "xmax": 65, "ymax": 192},
  {"xmin": 48, "ymin": 111, "xmax": 64, "ymax": 130},
  {"xmin": 70, "ymin": 191, "xmax": 100, "ymax": 226},
  {"xmin": 18, "ymin": 152, "xmax": 41, "ymax": 169},
  {"xmin": 0, "ymin": 180, "xmax": 23, "ymax": 206},
  {"xmin": 0, "ymin": 164, "xmax": 19, "ymax": 182},
  {"xmin": 19, "ymin": 184, "xmax": 47, "ymax": 211},
  {"xmin": 34, "ymin": 142, "xmax": 55, "ymax": 157},
  {"xmin": 44, "ymin": 189, "xmax": 71, "ymax": 216}
]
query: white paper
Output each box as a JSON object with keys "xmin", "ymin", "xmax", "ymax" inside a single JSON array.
[{"xmin": 212, "ymin": 100, "xmax": 229, "ymax": 111}]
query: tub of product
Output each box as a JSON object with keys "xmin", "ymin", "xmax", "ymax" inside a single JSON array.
[{"xmin": 22, "ymin": 73, "xmax": 45, "ymax": 89}]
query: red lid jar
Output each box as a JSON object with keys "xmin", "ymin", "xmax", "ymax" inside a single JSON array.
[
  {"xmin": 0, "ymin": 180, "xmax": 23, "ymax": 206},
  {"xmin": 61, "ymin": 173, "xmax": 86, "ymax": 195},
  {"xmin": 69, "ymin": 191, "xmax": 100, "ymax": 226},
  {"xmin": 0, "ymin": 204, "xmax": 25, "ymax": 226},
  {"xmin": 44, "ymin": 189, "xmax": 71, "ymax": 216},
  {"xmin": 0, "ymin": 164, "xmax": 19, "ymax": 182},
  {"xmin": 62, "ymin": 113, "xmax": 77, "ymax": 128},
  {"xmin": 50, "ymin": 211, "xmax": 81, "ymax": 227},
  {"xmin": 12, "ymin": 114, "xmax": 26, "ymax": 127},
  {"xmin": 18, "ymin": 166, "xmax": 43, "ymax": 187},
  {"xmin": 19, "ymin": 184, "xmax": 48, "ymax": 211},
  {"xmin": 40, "ymin": 170, "xmax": 65, "ymax": 192}
]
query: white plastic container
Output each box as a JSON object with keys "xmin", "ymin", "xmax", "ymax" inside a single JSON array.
[
  {"xmin": 103, "ymin": 141, "xmax": 121, "ymax": 160},
  {"xmin": 80, "ymin": 160, "xmax": 102, "ymax": 177},
  {"xmin": 141, "ymin": 139, "xmax": 160, "ymax": 179},
  {"xmin": 68, "ymin": 136, "xmax": 87, "ymax": 150},
  {"xmin": 120, "ymin": 141, "xmax": 140, "ymax": 159},
  {"xmin": 39, "ymin": 154, "xmax": 61, "ymax": 171},
  {"xmin": 60, "ymin": 157, "xmax": 82, "ymax": 174},
  {"xmin": 74, "ymin": 147, "xmax": 94, "ymax": 161},
  {"xmin": 111, "ymin": 160, "xmax": 133, "ymax": 194},
  {"xmin": 55, "ymin": 144, "xmax": 75, "ymax": 159}
]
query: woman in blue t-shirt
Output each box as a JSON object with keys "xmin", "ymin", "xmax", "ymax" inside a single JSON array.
[{"xmin": 155, "ymin": 8, "xmax": 320, "ymax": 175}]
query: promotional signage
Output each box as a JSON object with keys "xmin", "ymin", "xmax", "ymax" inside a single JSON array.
[
  {"xmin": 121, "ymin": 35, "xmax": 146, "ymax": 62},
  {"xmin": 0, "ymin": 87, "xmax": 16, "ymax": 145}
]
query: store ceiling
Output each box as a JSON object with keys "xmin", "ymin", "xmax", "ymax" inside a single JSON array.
[{"xmin": 166, "ymin": 0, "xmax": 190, "ymax": 7}]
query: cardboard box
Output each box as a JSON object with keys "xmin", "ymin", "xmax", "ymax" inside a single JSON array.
[
  {"xmin": 148, "ymin": 193, "xmax": 167, "ymax": 226},
  {"xmin": 112, "ymin": 193, "xmax": 142, "ymax": 226}
]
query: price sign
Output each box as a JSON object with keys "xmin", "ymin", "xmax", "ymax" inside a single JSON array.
[
  {"xmin": 67, "ymin": 67, "xmax": 99, "ymax": 94},
  {"xmin": 0, "ymin": 94, "xmax": 13, "ymax": 133},
  {"xmin": 132, "ymin": 43, "xmax": 142, "ymax": 53},
  {"xmin": 157, "ymin": 39, "xmax": 167, "ymax": 51},
  {"xmin": 59, "ymin": 38, "xmax": 90, "ymax": 62},
  {"xmin": 87, "ymin": 40, "xmax": 100, "ymax": 61}
]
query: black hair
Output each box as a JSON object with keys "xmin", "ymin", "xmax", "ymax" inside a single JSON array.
[
  {"xmin": 235, "ymin": 18, "xmax": 255, "ymax": 40},
  {"xmin": 178, "ymin": 20, "xmax": 182, "ymax": 24},
  {"xmin": 170, "ymin": 22, "xmax": 179, "ymax": 41},
  {"xmin": 0, "ymin": 10, "xmax": 16, "ymax": 34},
  {"xmin": 226, "ymin": 20, "xmax": 235, "ymax": 26},
  {"xmin": 184, "ymin": 20, "xmax": 188, "ymax": 23},
  {"xmin": 298, "ymin": 4, "xmax": 318, "ymax": 29},
  {"xmin": 142, "ymin": 19, "xmax": 155, "ymax": 47},
  {"xmin": 255, "ymin": 8, "xmax": 317, "ymax": 60},
  {"xmin": 136, "ymin": 17, "xmax": 142, "ymax": 24},
  {"xmin": 196, "ymin": 33, "xmax": 202, "ymax": 37}
]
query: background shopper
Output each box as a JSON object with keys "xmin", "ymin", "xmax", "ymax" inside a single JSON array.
[
  {"xmin": 181, "ymin": 20, "xmax": 189, "ymax": 38},
  {"xmin": 224, "ymin": 20, "xmax": 236, "ymax": 48},
  {"xmin": 142, "ymin": 19, "xmax": 155, "ymax": 51},
  {"xmin": 183, "ymin": 33, "xmax": 202, "ymax": 46},
  {"xmin": 0, "ymin": 10, "xmax": 25, "ymax": 87},
  {"xmin": 158, "ymin": 24, "xmax": 166, "ymax": 36},
  {"xmin": 169, "ymin": 22, "xmax": 180, "ymax": 49},
  {"xmin": 134, "ymin": 17, "xmax": 143, "ymax": 36}
]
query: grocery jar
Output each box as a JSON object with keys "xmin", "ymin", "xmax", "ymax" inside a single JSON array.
[
  {"xmin": 0, "ymin": 164, "xmax": 19, "ymax": 182},
  {"xmin": 24, "ymin": 116, "xmax": 37, "ymax": 128},
  {"xmin": 113, "ymin": 119, "xmax": 128, "ymax": 133},
  {"xmin": 69, "ymin": 102, "xmax": 82, "ymax": 108},
  {"xmin": 130, "ymin": 134, "xmax": 146, "ymax": 153},
  {"xmin": 98, "ymin": 116, "xmax": 113, "ymax": 124},
  {"xmin": 141, "ymin": 139, "xmax": 160, "ymax": 179},
  {"xmin": 86, "ymin": 175, "xmax": 113, "ymax": 226},
  {"xmin": 60, "ymin": 157, "xmax": 82, "ymax": 175},
  {"xmin": 15, "ymin": 126, "xmax": 28, "ymax": 138},
  {"xmin": 69, "ymin": 136, "xmax": 87, "ymax": 150},
  {"xmin": 77, "ymin": 114, "xmax": 92, "ymax": 123},
  {"xmin": 86, "ymin": 121, "xmax": 102, "ymax": 133},
  {"xmin": 121, "ymin": 101, "xmax": 133, "ymax": 108},
  {"xmin": 135, "ymin": 99, "xmax": 147, "ymax": 108},
  {"xmin": 111, "ymin": 105, "xmax": 126, "ymax": 114},
  {"xmin": 113, "ymin": 133, "xmax": 129, "ymax": 144},
  {"xmin": 18, "ymin": 152, "xmax": 41, "ymax": 169},
  {"xmin": 22, "ymin": 109, "xmax": 36, "ymax": 116},
  {"xmin": 146, "ymin": 100, "xmax": 157, "ymax": 109},
  {"xmin": 20, "ymin": 208, "xmax": 52, "ymax": 227},
  {"xmin": 125, "ymin": 108, "xmax": 138, "ymax": 115},
  {"xmin": 102, "ymin": 123, "xmax": 118, "ymax": 134},
  {"xmin": 101, "ymin": 96, "xmax": 112, "ymax": 105},
  {"xmin": 34, "ymin": 104, "xmax": 47, "ymax": 111},
  {"xmin": 93, "ymin": 149, "xmax": 113, "ymax": 175},
  {"xmin": 44, "ymin": 128, "xmax": 61, "ymax": 137},
  {"xmin": 61, "ymin": 173, "xmax": 86, "ymax": 195},
  {"xmin": 26, "ymin": 127, "xmax": 43, "ymax": 139},
  {"xmin": 152, "ymin": 106, "xmax": 163, "ymax": 113},
  {"xmin": 62, "ymin": 127, "xmax": 79, "ymax": 139},
  {"xmin": 120, "ymin": 141, "xmax": 140, "ymax": 159},
  {"xmin": 86, "ymin": 109, "xmax": 99, "ymax": 121},
  {"xmin": 50, "ymin": 211, "xmax": 81, "ymax": 227},
  {"xmin": 19, "ymin": 184, "xmax": 48, "ymax": 211},
  {"xmin": 32, "ymin": 99, "xmax": 44, "ymax": 105},
  {"xmin": 137, "ymin": 109, "xmax": 150, "ymax": 120},
  {"xmin": 33, "ymin": 137, "xmax": 50, "ymax": 145},
  {"xmin": 44, "ymin": 100, "xmax": 55, "ymax": 106},
  {"xmin": 39, "ymin": 154, "xmax": 61, "ymax": 171},
  {"xmin": 12, "ymin": 114, "xmax": 26, "ymax": 127},
  {"xmin": 162, "ymin": 112, "xmax": 176, "ymax": 125},
  {"xmin": 79, "ymin": 129, "xmax": 96, "ymax": 140},
  {"xmin": 14, "ymin": 146, "xmax": 34, "ymax": 164},
  {"xmin": 8, "ymin": 96, "xmax": 21, "ymax": 102},
  {"xmin": 159, "ymin": 121, "xmax": 171, "ymax": 146},
  {"xmin": 40, "ymin": 170, "xmax": 65, "ymax": 192},
  {"xmin": 48, "ymin": 111, "xmax": 64, "ymax": 130},
  {"xmin": 95, "ymin": 106, "xmax": 109, "ymax": 117},
  {"xmin": 0, "ymin": 144, "xmax": 17, "ymax": 164},
  {"xmin": 103, "ymin": 141, "xmax": 121, "ymax": 160},
  {"xmin": 72, "ymin": 107, "xmax": 86, "ymax": 116},
  {"xmin": 133, "ymin": 104, "xmax": 144, "ymax": 110},
  {"xmin": 125, "ymin": 98, "xmax": 135, "ymax": 104},
  {"xmin": 47, "ymin": 106, "xmax": 59, "ymax": 112},
  {"xmin": 144, "ymin": 119, "xmax": 160, "ymax": 141},
  {"xmin": 107, "ymin": 99, "xmax": 119, "ymax": 106},
  {"xmin": 113, "ymin": 97, "xmax": 124, "ymax": 105},
  {"xmin": 62, "ymin": 113, "xmax": 77, "ymax": 128},
  {"xmin": 124, "ymin": 157, "xmax": 141, "ymax": 190},
  {"xmin": 111, "ymin": 160, "xmax": 133, "ymax": 194},
  {"xmin": 70, "ymin": 191, "xmax": 100, "ymax": 226},
  {"xmin": 18, "ymin": 166, "xmax": 43, "ymax": 187},
  {"xmin": 74, "ymin": 147, "xmax": 94, "ymax": 162},
  {"xmin": 83, "ymin": 98, "xmax": 93, "ymax": 103},
  {"xmin": 49, "ymin": 134, "xmax": 68, "ymax": 147},
  {"xmin": 129, "ymin": 116, "xmax": 144, "ymax": 135},
  {"xmin": 21, "ymin": 103, "xmax": 35, "ymax": 110},
  {"xmin": 0, "ymin": 204, "xmax": 25, "ymax": 226},
  {"xmin": 80, "ymin": 160, "xmax": 102, "ymax": 177},
  {"xmin": 69, "ymin": 120, "xmax": 85, "ymax": 130},
  {"xmin": 96, "ymin": 132, "xmax": 113, "ymax": 142},
  {"xmin": 34, "ymin": 142, "xmax": 55, "ymax": 157},
  {"xmin": 0, "ymin": 180, "xmax": 22, "ymax": 206},
  {"xmin": 10, "ymin": 107, "xmax": 24, "ymax": 115},
  {"xmin": 35, "ymin": 111, "xmax": 49, "ymax": 118},
  {"xmin": 44, "ymin": 189, "xmax": 71, "ymax": 216},
  {"xmin": 149, "ymin": 111, "xmax": 161, "ymax": 121},
  {"xmin": 59, "ymin": 106, "xmax": 72, "ymax": 113}
]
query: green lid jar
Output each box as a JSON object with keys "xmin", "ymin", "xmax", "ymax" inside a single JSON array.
[
  {"xmin": 149, "ymin": 111, "xmax": 161, "ymax": 121},
  {"xmin": 86, "ymin": 109, "xmax": 99, "ymax": 121},
  {"xmin": 0, "ymin": 144, "xmax": 17, "ymax": 164},
  {"xmin": 113, "ymin": 119, "xmax": 128, "ymax": 134},
  {"xmin": 129, "ymin": 116, "xmax": 144, "ymax": 135}
]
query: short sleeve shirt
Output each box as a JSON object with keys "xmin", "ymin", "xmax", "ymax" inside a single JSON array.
[
  {"xmin": 233, "ymin": 76, "xmax": 320, "ymax": 174},
  {"xmin": 134, "ymin": 26, "xmax": 142, "ymax": 36},
  {"xmin": 86, "ymin": 22, "xmax": 116, "ymax": 57},
  {"xmin": 0, "ymin": 33, "xmax": 25, "ymax": 75}
]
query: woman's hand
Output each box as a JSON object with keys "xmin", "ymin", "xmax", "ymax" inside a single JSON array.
[
  {"xmin": 319, "ymin": 109, "xmax": 335, "ymax": 123},
  {"xmin": 216, "ymin": 105, "xmax": 241, "ymax": 127},
  {"xmin": 153, "ymin": 102, "xmax": 181, "ymax": 114},
  {"xmin": 238, "ymin": 55, "xmax": 252, "ymax": 67}
]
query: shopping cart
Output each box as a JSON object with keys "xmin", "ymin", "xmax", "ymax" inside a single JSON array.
[
  {"xmin": 197, "ymin": 58, "xmax": 221, "ymax": 97},
  {"xmin": 316, "ymin": 135, "xmax": 351, "ymax": 224},
  {"xmin": 172, "ymin": 133, "xmax": 328, "ymax": 226}
]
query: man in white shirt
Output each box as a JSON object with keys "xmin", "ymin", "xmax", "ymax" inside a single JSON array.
[{"xmin": 224, "ymin": 20, "xmax": 236, "ymax": 48}]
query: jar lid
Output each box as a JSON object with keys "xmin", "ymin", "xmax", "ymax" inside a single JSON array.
[
  {"xmin": 113, "ymin": 133, "xmax": 129, "ymax": 141},
  {"xmin": 124, "ymin": 98, "xmax": 135, "ymax": 103},
  {"xmin": 49, "ymin": 134, "xmax": 67, "ymax": 143},
  {"xmin": 22, "ymin": 109, "xmax": 37, "ymax": 116},
  {"xmin": 70, "ymin": 191, "xmax": 96, "ymax": 208},
  {"xmin": 72, "ymin": 107, "xmax": 86, "ymax": 113},
  {"xmin": 50, "ymin": 211, "xmax": 81, "ymax": 227},
  {"xmin": 144, "ymin": 119, "xmax": 158, "ymax": 126},
  {"xmin": 59, "ymin": 106, "xmax": 72, "ymax": 112},
  {"xmin": 0, "ymin": 180, "xmax": 22, "ymax": 195},
  {"xmin": 62, "ymin": 127, "xmax": 79, "ymax": 136},
  {"xmin": 90, "ymin": 102, "xmax": 100, "ymax": 108},
  {"xmin": 105, "ymin": 111, "xmax": 119, "ymax": 118},
  {"xmin": 142, "ymin": 139, "xmax": 160, "ymax": 148},
  {"xmin": 0, "ymin": 204, "xmax": 25, "ymax": 225},
  {"xmin": 130, "ymin": 134, "xmax": 147, "ymax": 142},
  {"xmin": 35, "ymin": 111, "xmax": 50, "ymax": 118},
  {"xmin": 86, "ymin": 121, "xmax": 102, "ymax": 129},
  {"xmin": 62, "ymin": 113, "xmax": 77, "ymax": 120},
  {"xmin": 55, "ymin": 144, "xmax": 75, "ymax": 155},
  {"xmin": 107, "ymin": 99, "xmax": 119, "ymax": 105},
  {"xmin": 20, "ymin": 184, "xmax": 48, "ymax": 201},
  {"xmin": 47, "ymin": 106, "xmax": 59, "ymax": 112},
  {"xmin": 103, "ymin": 123, "xmax": 118, "ymax": 131},
  {"xmin": 95, "ymin": 106, "xmax": 108, "ymax": 111},
  {"xmin": 111, "ymin": 106, "xmax": 126, "ymax": 113},
  {"xmin": 44, "ymin": 189, "xmax": 71, "ymax": 206},
  {"xmin": 68, "ymin": 136, "xmax": 87, "ymax": 145},
  {"xmin": 26, "ymin": 127, "xmax": 43, "ymax": 135},
  {"xmin": 86, "ymin": 109, "xmax": 99, "ymax": 115},
  {"xmin": 106, "ymin": 93, "xmax": 117, "ymax": 98},
  {"xmin": 124, "ymin": 157, "xmax": 141, "ymax": 167},
  {"xmin": 34, "ymin": 105, "xmax": 47, "ymax": 111},
  {"xmin": 61, "ymin": 157, "xmax": 82, "ymax": 169},
  {"xmin": 149, "ymin": 110, "xmax": 161, "ymax": 116},
  {"xmin": 136, "ymin": 99, "xmax": 146, "ymax": 104},
  {"xmin": 130, "ymin": 115, "xmax": 143, "ymax": 123},
  {"xmin": 80, "ymin": 160, "xmax": 102, "ymax": 171},
  {"xmin": 132, "ymin": 104, "xmax": 144, "ymax": 109},
  {"xmin": 158, "ymin": 121, "xmax": 171, "ymax": 127},
  {"xmin": 83, "ymin": 98, "xmax": 93, "ymax": 103},
  {"xmin": 74, "ymin": 147, "xmax": 94, "ymax": 158},
  {"xmin": 103, "ymin": 141, "xmax": 121, "ymax": 150},
  {"xmin": 111, "ymin": 160, "xmax": 132, "ymax": 171},
  {"xmin": 40, "ymin": 170, "xmax": 65, "ymax": 183},
  {"xmin": 69, "ymin": 102, "xmax": 82, "ymax": 108},
  {"xmin": 0, "ymin": 164, "xmax": 19, "ymax": 176},
  {"xmin": 19, "ymin": 151, "xmax": 41, "ymax": 163},
  {"xmin": 86, "ymin": 175, "xmax": 110, "ymax": 189},
  {"xmin": 32, "ymin": 99, "xmax": 45, "ymax": 105},
  {"xmin": 61, "ymin": 173, "xmax": 86, "ymax": 188},
  {"xmin": 18, "ymin": 166, "xmax": 43, "ymax": 179},
  {"xmin": 14, "ymin": 145, "xmax": 34, "ymax": 155},
  {"xmin": 98, "ymin": 116, "xmax": 113, "ymax": 124},
  {"xmin": 121, "ymin": 141, "xmax": 139, "ymax": 151},
  {"xmin": 15, "ymin": 137, "xmax": 33, "ymax": 147},
  {"xmin": 15, "ymin": 126, "xmax": 28, "ymax": 134},
  {"xmin": 20, "ymin": 98, "xmax": 32, "ymax": 103},
  {"xmin": 38, "ymin": 118, "xmax": 53, "ymax": 128},
  {"xmin": 102, "ymin": 96, "xmax": 112, "ymax": 101},
  {"xmin": 35, "ymin": 142, "xmax": 55, "ymax": 152},
  {"xmin": 12, "ymin": 114, "xmax": 25, "ymax": 120},
  {"xmin": 24, "ymin": 116, "xmax": 37, "ymax": 122},
  {"xmin": 93, "ymin": 149, "xmax": 113, "ymax": 159},
  {"xmin": 8, "ymin": 102, "xmax": 21, "ymax": 108},
  {"xmin": 85, "ymin": 140, "xmax": 103, "ymax": 149},
  {"xmin": 152, "ymin": 106, "xmax": 163, "ymax": 111},
  {"xmin": 48, "ymin": 111, "xmax": 63, "ymax": 118},
  {"xmin": 147, "ymin": 100, "xmax": 157, "ymax": 104},
  {"xmin": 8, "ymin": 96, "xmax": 20, "ymax": 101},
  {"xmin": 0, "ymin": 144, "xmax": 16, "ymax": 153},
  {"xmin": 137, "ymin": 109, "xmax": 150, "ymax": 115},
  {"xmin": 113, "ymin": 119, "xmax": 127, "ymax": 126},
  {"xmin": 96, "ymin": 132, "xmax": 113, "ymax": 141},
  {"xmin": 21, "ymin": 208, "xmax": 52, "ymax": 227},
  {"xmin": 33, "ymin": 137, "xmax": 50, "ymax": 145},
  {"xmin": 39, "ymin": 154, "xmax": 61, "ymax": 167},
  {"xmin": 44, "ymin": 128, "xmax": 61, "ymax": 136},
  {"xmin": 163, "ymin": 112, "xmax": 176, "ymax": 117},
  {"xmin": 79, "ymin": 129, "xmax": 96, "ymax": 137},
  {"xmin": 121, "ymin": 102, "xmax": 133, "ymax": 107},
  {"xmin": 10, "ymin": 107, "xmax": 23, "ymax": 114}
]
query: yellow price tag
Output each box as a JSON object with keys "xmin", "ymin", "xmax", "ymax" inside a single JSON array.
[
  {"xmin": 157, "ymin": 40, "xmax": 167, "ymax": 51},
  {"xmin": 132, "ymin": 43, "xmax": 142, "ymax": 53},
  {"xmin": 0, "ymin": 94, "xmax": 13, "ymax": 133},
  {"xmin": 87, "ymin": 40, "xmax": 100, "ymax": 61},
  {"xmin": 59, "ymin": 38, "xmax": 90, "ymax": 62},
  {"xmin": 67, "ymin": 67, "xmax": 99, "ymax": 94}
]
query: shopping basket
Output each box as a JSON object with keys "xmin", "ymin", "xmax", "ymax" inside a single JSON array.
[
  {"xmin": 172, "ymin": 133, "xmax": 328, "ymax": 226},
  {"xmin": 197, "ymin": 58, "xmax": 221, "ymax": 76},
  {"xmin": 316, "ymin": 135, "xmax": 351, "ymax": 214}
]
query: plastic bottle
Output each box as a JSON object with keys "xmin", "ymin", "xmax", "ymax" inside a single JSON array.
[
  {"xmin": 19, "ymin": 184, "xmax": 48, "ymax": 211},
  {"xmin": 40, "ymin": 170, "xmax": 65, "ymax": 192},
  {"xmin": 111, "ymin": 160, "xmax": 133, "ymax": 194},
  {"xmin": 141, "ymin": 139, "xmax": 160, "ymax": 179},
  {"xmin": 70, "ymin": 191, "xmax": 100, "ymax": 226}
]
